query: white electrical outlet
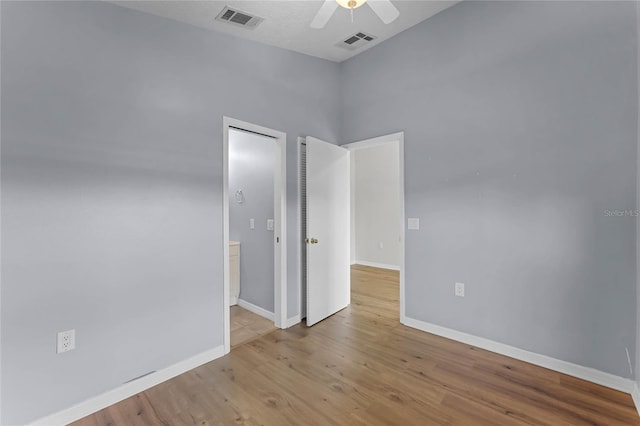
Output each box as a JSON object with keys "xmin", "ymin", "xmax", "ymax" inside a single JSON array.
[
  {"xmin": 57, "ymin": 329, "xmax": 76, "ymax": 353},
  {"xmin": 455, "ymin": 282, "xmax": 465, "ymax": 298},
  {"xmin": 408, "ymin": 218, "xmax": 420, "ymax": 230},
  {"xmin": 267, "ymin": 219, "xmax": 274, "ymax": 231},
  {"xmin": 378, "ymin": 242, "xmax": 384, "ymax": 249},
  {"xmin": 249, "ymin": 218, "xmax": 255, "ymax": 229}
]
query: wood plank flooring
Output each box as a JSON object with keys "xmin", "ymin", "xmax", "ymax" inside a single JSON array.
[
  {"xmin": 72, "ymin": 265, "xmax": 639, "ymax": 425},
  {"xmin": 230, "ymin": 305, "xmax": 276, "ymax": 349}
]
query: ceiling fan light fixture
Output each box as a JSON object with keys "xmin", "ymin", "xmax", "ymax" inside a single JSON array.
[
  {"xmin": 311, "ymin": 0, "xmax": 398, "ymax": 29},
  {"xmin": 336, "ymin": 0, "xmax": 367, "ymax": 10}
]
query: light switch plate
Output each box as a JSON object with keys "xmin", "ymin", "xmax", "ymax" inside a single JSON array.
[
  {"xmin": 267, "ymin": 219, "xmax": 274, "ymax": 231},
  {"xmin": 408, "ymin": 218, "xmax": 420, "ymax": 230}
]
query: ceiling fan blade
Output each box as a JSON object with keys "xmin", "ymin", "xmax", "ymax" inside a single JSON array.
[
  {"xmin": 367, "ymin": 0, "xmax": 400, "ymax": 24},
  {"xmin": 310, "ymin": 0, "xmax": 339, "ymax": 29}
]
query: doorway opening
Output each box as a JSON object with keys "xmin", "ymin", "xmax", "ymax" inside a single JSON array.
[
  {"xmin": 223, "ymin": 117, "xmax": 287, "ymax": 354},
  {"xmin": 344, "ymin": 132, "xmax": 405, "ymax": 323},
  {"xmin": 298, "ymin": 132, "xmax": 405, "ymax": 326}
]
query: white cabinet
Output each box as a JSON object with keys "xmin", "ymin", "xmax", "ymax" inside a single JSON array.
[{"xmin": 229, "ymin": 241, "xmax": 240, "ymax": 306}]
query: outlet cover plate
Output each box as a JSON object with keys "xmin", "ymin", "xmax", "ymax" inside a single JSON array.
[
  {"xmin": 455, "ymin": 282, "xmax": 465, "ymax": 298},
  {"xmin": 57, "ymin": 329, "xmax": 76, "ymax": 353}
]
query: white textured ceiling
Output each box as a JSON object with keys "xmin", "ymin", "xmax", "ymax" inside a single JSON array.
[{"xmin": 110, "ymin": 0, "xmax": 459, "ymax": 62}]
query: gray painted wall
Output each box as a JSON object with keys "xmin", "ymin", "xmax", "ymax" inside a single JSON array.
[
  {"xmin": 636, "ymin": 0, "xmax": 640, "ymax": 395},
  {"xmin": 229, "ymin": 129, "xmax": 276, "ymax": 312},
  {"xmin": 0, "ymin": 1, "xmax": 339, "ymax": 424},
  {"xmin": 2, "ymin": 0, "xmax": 640, "ymax": 423},
  {"xmin": 341, "ymin": 0, "xmax": 638, "ymax": 378}
]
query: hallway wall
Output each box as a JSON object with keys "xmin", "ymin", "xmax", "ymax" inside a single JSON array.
[{"xmin": 352, "ymin": 143, "xmax": 401, "ymax": 269}]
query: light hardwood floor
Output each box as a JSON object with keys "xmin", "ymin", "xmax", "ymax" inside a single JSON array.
[
  {"xmin": 231, "ymin": 305, "xmax": 276, "ymax": 349},
  {"xmin": 73, "ymin": 265, "xmax": 639, "ymax": 425}
]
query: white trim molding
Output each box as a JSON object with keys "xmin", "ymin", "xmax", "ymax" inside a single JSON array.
[
  {"xmin": 354, "ymin": 260, "xmax": 400, "ymax": 271},
  {"xmin": 286, "ymin": 315, "xmax": 302, "ymax": 328},
  {"xmin": 29, "ymin": 346, "xmax": 225, "ymax": 426},
  {"xmin": 344, "ymin": 132, "xmax": 405, "ymax": 151},
  {"xmin": 403, "ymin": 316, "xmax": 635, "ymax": 394},
  {"xmin": 632, "ymin": 383, "xmax": 640, "ymax": 416},
  {"xmin": 238, "ymin": 299, "xmax": 275, "ymax": 322}
]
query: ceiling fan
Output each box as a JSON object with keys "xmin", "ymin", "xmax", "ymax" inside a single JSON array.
[{"xmin": 310, "ymin": 0, "xmax": 400, "ymax": 29}]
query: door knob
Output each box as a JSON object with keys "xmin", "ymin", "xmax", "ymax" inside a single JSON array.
[{"xmin": 306, "ymin": 237, "xmax": 318, "ymax": 244}]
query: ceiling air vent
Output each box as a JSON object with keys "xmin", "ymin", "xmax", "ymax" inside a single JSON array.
[
  {"xmin": 215, "ymin": 6, "xmax": 264, "ymax": 30},
  {"xmin": 336, "ymin": 31, "xmax": 377, "ymax": 51}
]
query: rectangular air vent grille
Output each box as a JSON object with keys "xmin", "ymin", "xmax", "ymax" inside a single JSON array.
[
  {"xmin": 344, "ymin": 36, "xmax": 360, "ymax": 45},
  {"xmin": 336, "ymin": 31, "xmax": 377, "ymax": 51},
  {"xmin": 221, "ymin": 9, "xmax": 235, "ymax": 20},
  {"xmin": 215, "ymin": 6, "xmax": 264, "ymax": 29}
]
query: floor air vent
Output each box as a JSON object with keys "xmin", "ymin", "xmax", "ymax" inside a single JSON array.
[
  {"xmin": 215, "ymin": 6, "xmax": 264, "ymax": 29},
  {"xmin": 336, "ymin": 31, "xmax": 377, "ymax": 51}
]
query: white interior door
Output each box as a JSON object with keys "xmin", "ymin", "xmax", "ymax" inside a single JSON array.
[{"xmin": 305, "ymin": 136, "xmax": 350, "ymax": 326}]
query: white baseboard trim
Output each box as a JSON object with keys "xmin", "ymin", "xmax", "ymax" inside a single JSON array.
[
  {"xmin": 230, "ymin": 296, "xmax": 238, "ymax": 306},
  {"xmin": 632, "ymin": 383, "xmax": 640, "ymax": 416},
  {"xmin": 238, "ymin": 298, "xmax": 275, "ymax": 322},
  {"xmin": 355, "ymin": 260, "xmax": 400, "ymax": 271},
  {"xmin": 286, "ymin": 315, "xmax": 301, "ymax": 328},
  {"xmin": 402, "ymin": 316, "xmax": 634, "ymax": 394},
  {"xmin": 29, "ymin": 345, "xmax": 225, "ymax": 426}
]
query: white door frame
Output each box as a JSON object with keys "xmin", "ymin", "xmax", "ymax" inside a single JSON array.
[
  {"xmin": 223, "ymin": 116, "xmax": 287, "ymax": 354},
  {"xmin": 342, "ymin": 132, "xmax": 406, "ymax": 322}
]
